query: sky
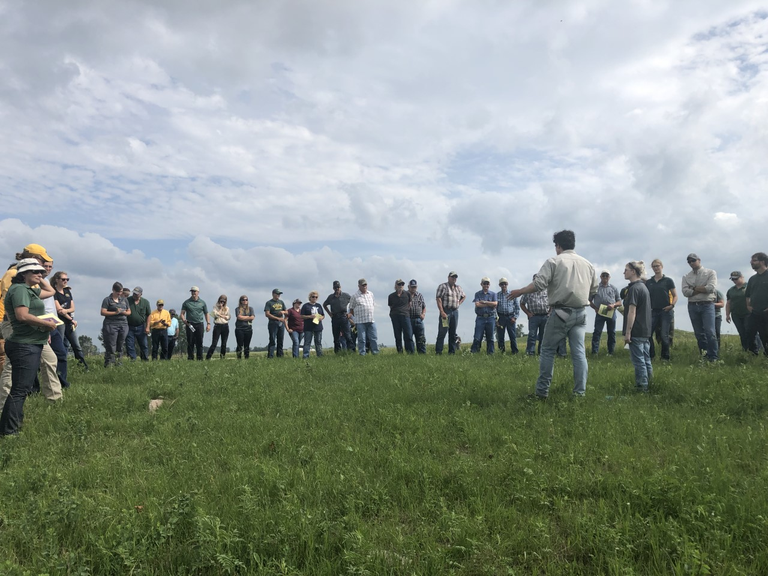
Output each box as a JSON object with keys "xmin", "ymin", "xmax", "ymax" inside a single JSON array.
[{"xmin": 1, "ymin": 0, "xmax": 767, "ymax": 349}]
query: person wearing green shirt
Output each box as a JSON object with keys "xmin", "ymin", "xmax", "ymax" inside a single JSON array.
[
  {"xmin": 0, "ymin": 259, "xmax": 58, "ymax": 436},
  {"xmin": 726, "ymin": 270, "xmax": 761, "ymax": 352},
  {"xmin": 181, "ymin": 286, "xmax": 210, "ymax": 360},
  {"xmin": 746, "ymin": 252, "xmax": 768, "ymax": 356},
  {"xmin": 126, "ymin": 286, "xmax": 152, "ymax": 361}
]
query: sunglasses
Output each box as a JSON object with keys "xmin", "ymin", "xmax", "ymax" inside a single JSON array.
[
  {"xmin": 241, "ymin": 298, "xmax": 248, "ymax": 301},
  {"xmin": 61, "ymin": 277, "xmax": 70, "ymax": 281},
  {"xmin": 310, "ymin": 295, "xmax": 318, "ymax": 299},
  {"xmin": 396, "ymin": 282, "xmax": 405, "ymax": 286},
  {"xmin": 482, "ymin": 282, "xmax": 490, "ymax": 285},
  {"xmin": 687, "ymin": 259, "xmax": 698, "ymax": 263},
  {"xmin": 500, "ymin": 282, "xmax": 508, "ymax": 285},
  {"xmin": 158, "ymin": 304, "xmax": 164, "ymax": 307}
]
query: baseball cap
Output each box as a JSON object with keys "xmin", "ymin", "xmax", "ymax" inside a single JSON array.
[
  {"xmin": 358, "ymin": 278, "xmax": 367, "ymax": 285},
  {"xmin": 133, "ymin": 286, "xmax": 143, "ymax": 295},
  {"xmin": 24, "ymin": 243, "xmax": 52, "ymax": 262},
  {"xmin": 730, "ymin": 271, "xmax": 743, "ymax": 280},
  {"xmin": 499, "ymin": 277, "xmax": 508, "ymax": 284},
  {"xmin": 408, "ymin": 279, "xmax": 418, "ymax": 286},
  {"xmin": 601, "ymin": 270, "xmax": 610, "ymax": 276},
  {"xmin": 293, "ymin": 298, "xmax": 302, "ymax": 304},
  {"xmin": 448, "ymin": 271, "xmax": 458, "ymax": 278},
  {"xmin": 332, "ymin": 280, "xmax": 341, "ymax": 289},
  {"xmin": 272, "ymin": 288, "xmax": 283, "ymax": 295},
  {"xmin": 190, "ymin": 286, "xmax": 200, "ymax": 292},
  {"xmin": 157, "ymin": 299, "xmax": 164, "ymax": 305},
  {"xmin": 481, "ymin": 277, "xmax": 491, "ymax": 284},
  {"xmin": 686, "ymin": 253, "xmax": 700, "ymax": 261}
]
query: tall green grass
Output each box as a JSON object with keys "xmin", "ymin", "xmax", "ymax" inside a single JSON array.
[{"xmin": 1, "ymin": 333, "xmax": 766, "ymax": 574}]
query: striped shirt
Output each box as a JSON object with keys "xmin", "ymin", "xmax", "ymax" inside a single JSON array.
[
  {"xmin": 349, "ymin": 290, "xmax": 376, "ymax": 323},
  {"xmin": 408, "ymin": 291, "xmax": 426, "ymax": 318},
  {"xmin": 496, "ymin": 291, "xmax": 520, "ymax": 317},
  {"xmin": 521, "ymin": 289, "xmax": 549, "ymax": 315}
]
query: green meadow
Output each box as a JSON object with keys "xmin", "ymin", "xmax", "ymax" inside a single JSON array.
[{"xmin": 1, "ymin": 333, "xmax": 767, "ymax": 575}]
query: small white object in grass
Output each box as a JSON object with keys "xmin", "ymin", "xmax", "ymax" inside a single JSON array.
[{"xmin": 148, "ymin": 398, "xmax": 164, "ymax": 413}]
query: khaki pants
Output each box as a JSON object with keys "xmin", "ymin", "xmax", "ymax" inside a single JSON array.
[{"xmin": 0, "ymin": 320, "xmax": 62, "ymax": 409}]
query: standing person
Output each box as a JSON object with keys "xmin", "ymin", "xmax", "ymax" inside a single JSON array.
[
  {"xmin": 166, "ymin": 310, "xmax": 180, "ymax": 358},
  {"xmin": 471, "ymin": 277, "xmax": 497, "ymax": 354},
  {"xmin": 0, "ymin": 259, "xmax": 58, "ymax": 436},
  {"xmin": 520, "ymin": 274, "xmax": 550, "ymax": 356},
  {"xmin": 51, "ymin": 271, "xmax": 88, "ymax": 369},
  {"xmin": 301, "ymin": 291, "xmax": 325, "ymax": 358},
  {"xmin": 126, "ymin": 287, "xmax": 151, "ymax": 361},
  {"xmin": 285, "ymin": 298, "xmax": 304, "ymax": 358},
  {"xmin": 726, "ymin": 271, "xmax": 760, "ymax": 352},
  {"xmin": 623, "ymin": 261, "xmax": 653, "ymax": 392},
  {"xmin": 323, "ymin": 281, "xmax": 354, "ymax": 353},
  {"xmin": 510, "ymin": 230, "xmax": 598, "ymax": 399},
  {"xmin": 746, "ymin": 252, "xmax": 768, "ymax": 356},
  {"xmin": 39, "ymin": 258, "xmax": 69, "ymax": 391},
  {"xmin": 207, "ymin": 295, "xmax": 231, "ymax": 360},
  {"xmin": 264, "ymin": 289, "xmax": 287, "ymax": 358},
  {"xmin": 714, "ymin": 290, "xmax": 725, "ymax": 348},
  {"xmin": 388, "ymin": 279, "xmax": 414, "ymax": 354},
  {"xmin": 435, "ymin": 272, "xmax": 466, "ymax": 355},
  {"xmin": 234, "ymin": 296, "xmax": 255, "ymax": 360},
  {"xmin": 148, "ymin": 300, "xmax": 171, "ymax": 360},
  {"xmin": 682, "ymin": 253, "xmax": 719, "ymax": 361},
  {"xmin": 100, "ymin": 281, "xmax": 130, "ymax": 367},
  {"xmin": 407, "ymin": 280, "xmax": 427, "ymax": 354},
  {"xmin": 646, "ymin": 259, "xmax": 677, "ymax": 361},
  {"xmin": 180, "ymin": 286, "xmax": 210, "ymax": 361},
  {"xmin": 348, "ymin": 279, "xmax": 379, "ymax": 355},
  {"xmin": 589, "ymin": 271, "xmax": 622, "ymax": 356},
  {"xmin": 496, "ymin": 277, "xmax": 520, "ymax": 354}
]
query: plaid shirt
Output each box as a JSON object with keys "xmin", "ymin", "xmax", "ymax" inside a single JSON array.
[
  {"xmin": 521, "ymin": 289, "xmax": 549, "ymax": 315},
  {"xmin": 496, "ymin": 290, "xmax": 520, "ymax": 317},
  {"xmin": 409, "ymin": 291, "xmax": 426, "ymax": 318},
  {"xmin": 436, "ymin": 282, "xmax": 466, "ymax": 311},
  {"xmin": 349, "ymin": 290, "xmax": 376, "ymax": 323}
]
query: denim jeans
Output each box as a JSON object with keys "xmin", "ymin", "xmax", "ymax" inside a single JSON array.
[
  {"xmin": 0, "ymin": 341, "xmax": 43, "ymax": 436},
  {"xmin": 496, "ymin": 315, "xmax": 518, "ymax": 354},
  {"xmin": 356, "ymin": 322, "xmax": 379, "ymax": 355},
  {"xmin": 331, "ymin": 315, "xmax": 354, "ymax": 352},
  {"xmin": 688, "ymin": 302, "xmax": 718, "ymax": 361},
  {"xmin": 732, "ymin": 314, "xmax": 762, "ymax": 352},
  {"xmin": 236, "ymin": 328, "xmax": 253, "ymax": 359},
  {"xmin": 746, "ymin": 311, "xmax": 768, "ymax": 356},
  {"xmin": 151, "ymin": 329, "xmax": 169, "ymax": 360},
  {"xmin": 103, "ymin": 322, "xmax": 128, "ymax": 366},
  {"xmin": 649, "ymin": 308, "xmax": 673, "ymax": 360},
  {"xmin": 206, "ymin": 324, "xmax": 229, "ymax": 359},
  {"xmin": 591, "ymin": 314, "xmax": 616, "ymax": 354},
  {"xmin": 303, "ymin": 330, "xmax": 323, "ymax": 358},
  {"xmin": 535, "ymin": 307, "xmax": 588, "ymax": 398},
  {"xmin": 267, "ymin": 321, "xmax": 285, "ymax": 358},
  {"xmin": 186, "ymin": 322, "xmax": 204, "ymax": 360},
  {"xmin": 289, "ymin": 330, "xmax": 303, "ymax": 358},
  {"xmin": 526, "ymin": 314, "xmax": 548, "ymax": 355},
  {"xmin": 391, "ymin": 315, "xmax": 414, "ymax": 353},
  {"xmin": 126, "ymin": 324, "xmax": 149, "ymax": 361},
  {"xmin": 471, "ymin": 315, "xmax": 495, "ymax": 354},
  {"xmin": 58, "ymin": 323, "xmax": 86, "ymax": 363},
  {"xmin": 435, "ymin": 309, "xmax": 459, "ymax": 354},
  {"xmin": 410, "ymin": 318, "xmax": 427, "ymax": 354},
  {"xmin": 629, "ymin": 337, "xmax": 653, "ymax": 390}
]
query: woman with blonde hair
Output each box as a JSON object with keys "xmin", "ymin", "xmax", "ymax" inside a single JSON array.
[
  {"xmin": 51, "ymin": 270, "xmax": 88, "ymax": 369},
  {"xmin": 234, "ymin": 295, "xmax": 255, "ymax": 359},
  {"xmin": 300, "ymin": 290, "xmax": 325, "ymax": 358},
  {"xmin": 206, "ymin": 294, "xmax": 231, "ymax": 360},
  {"xmin": 623, "ymin": 261, "xmax": 652, "ymax": 392}
]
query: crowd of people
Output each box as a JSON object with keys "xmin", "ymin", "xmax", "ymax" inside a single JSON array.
[{"xmin": 1, "ymin": 234, "xmax": 767, "ymax": 436}]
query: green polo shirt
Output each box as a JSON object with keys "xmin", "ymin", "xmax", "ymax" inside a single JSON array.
[
  {"xmin": 182, "ymin": 297, "xmax": 208, "ymax": 324},
  {"xmin": 128, "ymin": 296, "xmax": 152, "ymax": 327},
  {"xmin": 4, "ymin": 284, "xmax": 48, "ymax": 345},
  {"xmin": 746, "ymin": 270, "xmax": 768, "ymax": 313},
  {"xmin": 726, "ymin": 284, "xmax": 749, "ymax": 318}
]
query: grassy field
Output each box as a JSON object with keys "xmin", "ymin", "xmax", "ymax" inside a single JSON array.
[{"xmin": 1, "ymin": 332, "xmax": 767, "ymax": 575}]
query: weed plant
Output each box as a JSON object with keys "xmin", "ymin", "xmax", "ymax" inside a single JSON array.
[{"xmin": 0, "ymin": 333, "xmax": 766, "ymax": 574}]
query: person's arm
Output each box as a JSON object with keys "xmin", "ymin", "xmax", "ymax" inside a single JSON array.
[
  {"xmin": 347, "ymin": 296, "xmax": 356, "ymax": 320},
  {"xmin": 681, "ymin": 274, "xmax": 695, "ymax": 298},
  {"xmin": 145, "ymin": 304, "xmax": 152, "ymax": 334},
  {"xmin": 664, "ymin": 287, "xmax": 678, "ymax": 311},
  {"xmin": 725, "ymin": 298, "xmax": 732, "ymax": 323},
  {"xmin": 420, "ymin": 297, "xmax": 426, "ymax": 320},
  {"xmin": 511, "ymin": 298, "xmax": 520, "ymax": 321},
  {"xmin": 624, "ymin": 305, "xmax": 637, "ymax": 343},
  {"xmin": 509, "ymin": 282, "xmax": 536, "ymax": 300},
  {"xmin": 323, "ymin": 301, "xmax": 333, "ymax": 316},
  {"xmin": 205, "ymin": 312, "xmax": 211, "ymax": 332},
  {"xmin": 520, "ymin": 297, "xmax": 532, "ymax": 318},
  {"xmin": 38, "ymin": 278, "xmax": 55, "ymax": 299},
  {"xmin": 15, "ymin": 305, "xmax": 57, "ymax": 331},
  {"xmin": 180, "ymin": 308, "xmax": 187, "ymax": 326}
]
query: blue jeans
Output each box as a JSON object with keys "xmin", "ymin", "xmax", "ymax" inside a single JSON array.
[
  {"xmin": 331, "ymin": 316, "xmax": 354, "ymax": 352},
  {"xmin": 629, "ymin": 337, "xmax": 653, "ymax": 390},
  {"xmin": 356, "ymin": 322, "xmax": 379, "ymax": 356},
  {"xmin": 49, "ymin": 328, "xmax": 70, "ymax": 388},
  {"xmin": 303, "ymin": 330, "xmax": 323, "ymax": 358},
  {"xmin": 526, "ymin": 314, "xmax": 548, "ymax": 355},
  {"xmin": 0, "ymin": 341, "xmax": 43, "ymax": 436},
  {"xmin": 435, "ymin": 309, "xmax": 459, "ymax": 354},
  {"xmin": 391, "ymin": 315, "xmax": 414, "ymax": 353},
  {"xmin": 688, "ymin": 302, "xmax": 718, "ymax": 361},
  {"xmin": 289, "ymin": 330, "xmax": 303, "ymax": 358},
  {"xmin": 471, "ymin": 315, "xmax": 495, "ymax": 354},
  {"xmin": 535, "ymin": 307, "xmax": 588, "ymax": 398},
  {"xmin": 126, "ymin": 324, "xmax": 149, "ymax": 361},
  {"xmin": 591, "ymin": 314, "xmax": 616, "ymax": 354},
  {"xmin": 649, "ymin": 308, "xmax": 673, "ymax": 360},
  {"xmin": 267, "ymin": 321, "xmax": 285, "ymax": 358},
  {"xmin": 496, "ymin": 315, "xmax": 518, "ymax": 354},
  {"xmin": 411, "ymin": 318, "xmax": 427, "ymax": 354}
]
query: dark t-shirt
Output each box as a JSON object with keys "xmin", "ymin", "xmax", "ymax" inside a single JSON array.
[
  {"xmin": 746, "ymin": 270, "xmax": 768, "ymax": 313},
  {"xmin": 623, "ymin": 281, "xmax": 651, "ymax": 338},
  {"xmin": 55, "ymin": 287, "xmax": 74, "ymax": 325},
  {"xmin": 235, "ymin": 306, "xmax": 255, "ymax": 329},
  {"xmin": 286, "ymin": 308, "xmax": 304, "ymax": 332},
  {"xmin": 264, "ymin": 299, "xmax": 286, "ymax": 320},
  {"xmin": 102, "ymin": 295, "xmax": 129, "ymax": 325},
  {"xmin": 128, "ymin": 296, "xmax": 152, "ymax": 327},
  {"xmin": 387, "ymin": 291, "xmax": 411, "ymax": 317},
  {"xmin": 300, "ymin": 302, "xmax": 325, "ymax": 331},
  {"xmin": 645, "ymin": 275, "xmax": 675, "ymax": 310},
  {"xmin": 726, "ymin": 285, "xmax": 749, "ymax": 318},
  {"xmin": 323, "ymin": 292, "xmax": 351, "ymax": 316}
]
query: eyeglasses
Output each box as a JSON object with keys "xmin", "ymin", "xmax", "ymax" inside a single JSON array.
[
  {"xmin": 687, "ymin": 259, "xmax": 697, "ymax": 263},
  {"xmin": 219, "ymin": 300, "xmax": 226, "ymax": 304},
  {"xmin": 499, "ymin": 282, "xmax": 508, "ymax": 285},
  {"xmin": 310, "ymin": 295, "xmax": 318, "ymax": 299},
  {"xmin": 482, "ymin": 282, "xmax": 490, "ymax": 285},
  {"xmin": 241, "ymin": 298, "xmax": 248, "ymax": 301},
  {"xmin": 158, "ymin": 304, "xmax": 164, "ymax": 307},
  {"xmin": 61, "ymin": 277, "xmax": 69, "ymax": 281},
  {"xmin": 396, "ymin": 282, "xmax": 405, "ymax": 286}
]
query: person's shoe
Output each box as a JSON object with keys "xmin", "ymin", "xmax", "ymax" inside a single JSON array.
[
  {"xmin": 220, "ymin": 353, "xmax": 226, "ymax": 360},
  {"xmin": 237, "ymin": 352, "xmax": 242, "ymax": 360}
]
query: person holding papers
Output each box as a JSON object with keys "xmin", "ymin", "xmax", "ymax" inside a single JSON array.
[
  {"xmin": 589, "ymin": 270, "xmax": 622, "ymax": 356},
  {"xmin": 301, "ymin": 291, "xmax": 325, "ymax": 358}
]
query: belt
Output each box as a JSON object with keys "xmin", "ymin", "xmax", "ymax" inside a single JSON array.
[
  {"xmin": 689, "ymin": 301, "xmax": 713, "ymax": 305},
  {"xmin": 444, "ymin": 307, "xmax": 457, "ymax": 312},
  {"xmin": 551, "ymin": 306, "xmax": 584, "ymax": 311},
  {"xmin": 498, "ymin": 313, "xmax": 514, "ymax": 317},
  {"xmin": 477, "ymin": 314, "xmax": 494, "ymax": 318}
]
